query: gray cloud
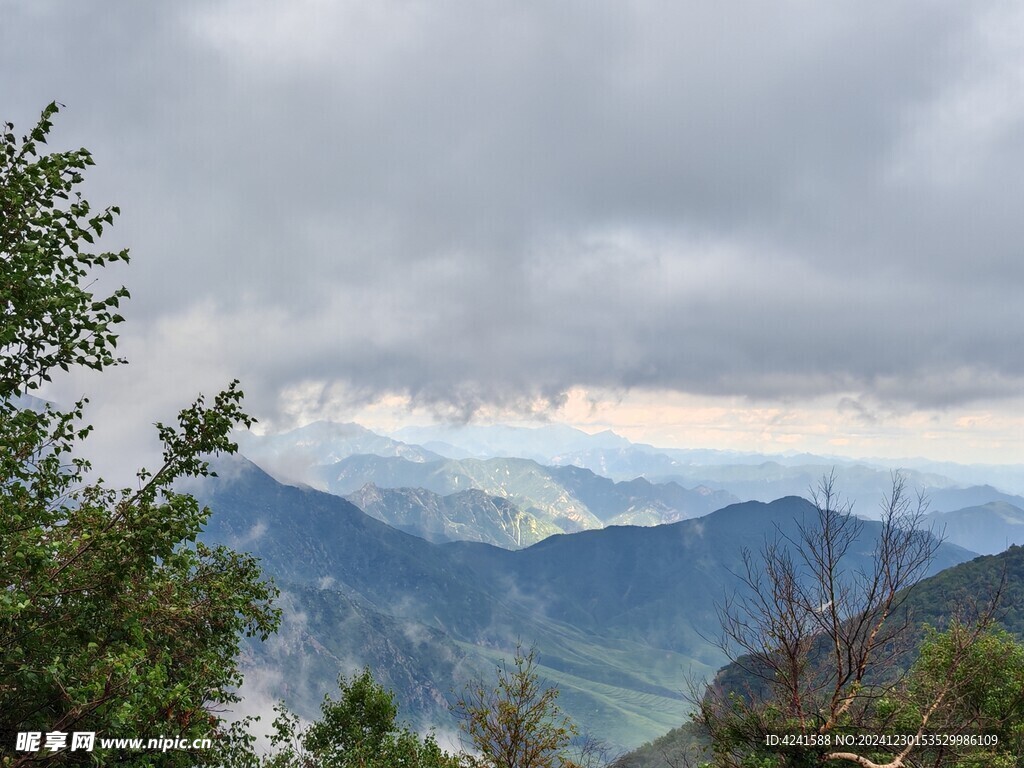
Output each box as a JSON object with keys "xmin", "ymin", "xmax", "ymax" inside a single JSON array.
[{"xmin": 4, "ymin": 1, "xmax": 1024, "ymax": 442}]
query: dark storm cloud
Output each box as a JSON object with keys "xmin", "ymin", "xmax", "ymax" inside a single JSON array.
[{"xmin": 4, "ymin": 0, "xmax": 1024, "ymax": 426}]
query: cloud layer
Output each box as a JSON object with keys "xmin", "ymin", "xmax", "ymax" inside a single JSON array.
[{"xmin": 4, "ymin": 1, "xmax": 1024, "ymax": 449}]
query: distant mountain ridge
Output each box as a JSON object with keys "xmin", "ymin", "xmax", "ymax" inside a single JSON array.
[
  {"xmin": 925, "ymin": 501, "xmax": 1024, "ymax": 555},
  {"xmin": 391, "ymin": 424, "xmax": 1024, "ymax": 504},
  {"xmin": 239, "ymin": 420, "xmax": 1024, "ymax": 550},
  {"xmin": 319, "ymin": 454, "xmax": 737, "ymax": 534},
  {"xmin": 237, "ymin": 421, "xmax": 440, "ymax": 485},
  {"xmin": 392, "ymin": 423, "xmax": 633, "ymax": 464}
]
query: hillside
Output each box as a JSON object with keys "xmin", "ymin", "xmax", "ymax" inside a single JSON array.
[{"xmin": 614, "ymin": 544, "xmax": 1024, "ymax": 767}]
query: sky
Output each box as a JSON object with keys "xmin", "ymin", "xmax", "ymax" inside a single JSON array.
[{"xmin": 4, "ymin": 1, "xmax": 1024, "ymax": 474}]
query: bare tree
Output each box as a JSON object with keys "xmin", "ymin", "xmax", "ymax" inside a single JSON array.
[
  {"xmin": 695, "ymin": 471, "xmax": 998, "ymax": 768},
  {"xmin": 569, "ymin": 733, "xmax": 617, "ymax": 768},
  {"xmin": 453, "ymin": 642, "xmax": 580, "ymax": 768}
]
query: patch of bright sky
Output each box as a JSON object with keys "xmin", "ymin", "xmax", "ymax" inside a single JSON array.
[{"xmin": 274, "ymin": 384, "xmax": 1024, "ymax": 466}]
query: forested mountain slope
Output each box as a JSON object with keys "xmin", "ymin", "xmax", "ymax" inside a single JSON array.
[{"xmin": 614, "ymin": 544, "xmax": 1024, "ymax": 767}]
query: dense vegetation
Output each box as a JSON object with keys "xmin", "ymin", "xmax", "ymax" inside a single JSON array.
[{"xmin": 1, "ymin": 103, "xmax": 280, "ymax": 766}]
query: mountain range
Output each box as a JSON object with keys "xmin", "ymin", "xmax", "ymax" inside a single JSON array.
[
  {"xmin": 236, "ymin": 421, "xmax": 441, "ymax": 485},
  {"xmin": 212, "ymin": 421, "xmax": 1024, "ymax": 751},
  {"xmin": 241, "ymin": 421, "xmax": 1024, "ymax": 525},
  {"xmin": 392, "ymin": 422, "xmax": 1024, "ymax": 501},
  {"xmin": 196, "ymin": 457, "xmax": 974, "ymax": 750},
  {"xmin": 320, "ymin": 454, "xmax": 737, "ymax": 537}
]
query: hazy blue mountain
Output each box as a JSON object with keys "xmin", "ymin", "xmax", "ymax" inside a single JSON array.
[
  {"xmin": 237, "ymin": 421, "xmax": 440, "ymax": 485},
  {"xmin": 924, "ymin": 485, "xmax": 1024, "ymax": 513},
  {"xmin": 242, "ymin": 421, "xmax": 1024, "ymax": 522},
  {"xmin": 345, "ymin": 483, "xmax": 560, "ymax": 548},
  {"xmin": 391, "ymin": 423, "xmax": 823, "ymax": 472},
  {"xmin": 925, "ymin": 501, "xmax": 1024, "ymax": 555},
  {"xmin": 391, "ymin": 423, "xmax": 631, "ymax": 463},
  {"xmin": 862, "ymin": 456, "xmax": 1024, "ymax": 497},
  {"xmin": 545, "ymin": 446, "xmax": 690, "ymax": 481},
  {"xmin": 318, "ymin": 454, "xmax": 739, "ymax": 534},
  {"xmin": 649, "ymin": 462, "xmax": 1024, "ymax": 516},
  {"xmin": 391, "ymin": 423, "xmax": 823, "ymax": 482},
  {"xmin": 412, "ymin": 440, "xmax": 480, "ymax": 460},
  {"xmin": 545, "ymin": 465, "xmax": 737, "ymax": 526},
  {"xmin": 197, "ymin": 458, "xmax": 971, "ymax": 750}
]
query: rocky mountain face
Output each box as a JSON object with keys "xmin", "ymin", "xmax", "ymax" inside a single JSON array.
[{"xmin": 344, "ymin": 483, "xmax": 559, "ymax": 548}]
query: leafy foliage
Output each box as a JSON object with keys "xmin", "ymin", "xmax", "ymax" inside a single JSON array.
[
  {"xmin": 1, "ymin": 103, "xmax": 128, "ymax": 396},
  {"xmin": 879, "ymin": 623, "xmax": 1024, "ymax": 767},
  {"xmin": 1, "ymin": 103, "xmax": 279, "ymax": 765},
  {"xmin": 262, "ymin": 669, "xmax": 464, "ymax": 768}
]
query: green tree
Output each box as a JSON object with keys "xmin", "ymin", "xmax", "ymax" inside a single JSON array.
[
  {"xmin": 874, "ymin": 623, "xmax": 1024, "ymax": 768},
  {"xmin": 453, "ymin": 644, "xmax": 580, "ymax": 768},
  {"xmin": 263, "ymin": 668, "xmax": 464, "ymax": 768},
  {"xmin": 1, "ymin": 103, "xmax": 279, "ymax": 765}
]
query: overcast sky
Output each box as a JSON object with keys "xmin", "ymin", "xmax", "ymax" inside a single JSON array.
[{"xmin": 4, "ymin": 1, "xmax": 1024, "ymax": 471}]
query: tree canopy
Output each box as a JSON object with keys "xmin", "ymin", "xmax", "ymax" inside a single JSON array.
[
  {"xmin": 263, "ymin": 668, "xmax": 464, "ymax": 768},
  {"xmin": 1, "ymin": 103, "xmax": 279, "ymax": 766}
]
